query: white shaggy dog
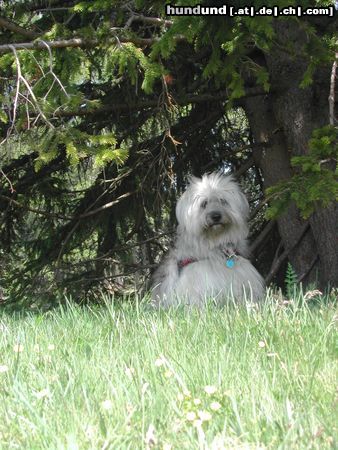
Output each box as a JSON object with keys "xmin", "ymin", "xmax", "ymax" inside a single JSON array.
[{"xmin": 151, "ymin": 172, "xmax": 265, "ymax": 307}]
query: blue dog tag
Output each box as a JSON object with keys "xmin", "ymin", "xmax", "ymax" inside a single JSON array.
[{"xmin": 226, "ymin": 258, "xmax": 235, "ymax": 268}]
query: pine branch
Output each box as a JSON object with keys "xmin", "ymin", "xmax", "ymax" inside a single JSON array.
[
  {"xmin": 0, "ymin": 194, "xmax": 71, "ymax": 220},
  {"xmin": 0, "ymin": 15, "xmax": 40, "ymax": 39},
  {"xmin": 26, "ymin": 1, "xmax": 76, "ymax": 12},
  {"xmin": 0, "ymin": 191, "xmax": 135, "ymax": 222},
  {"xmin": 125, "ymin": 12, "xmax": 173, "ymax": 28},
  {"xmin": 48, "ymin": 88, "xmax": 265, "ymax": 119},
  {"xmin": 52, "ymin": 92, "xmax": 229, "ymax": 117},
  {"xmin": 0, "ymin": 36, "xmax": 157, "ymax": 55}
]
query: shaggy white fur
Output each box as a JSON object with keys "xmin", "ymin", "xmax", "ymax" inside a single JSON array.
[{"xmin": 151, "ymin": 172, "xmax": 265, "ymax": 307}]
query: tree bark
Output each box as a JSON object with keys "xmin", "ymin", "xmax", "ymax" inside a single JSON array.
[{"xmin": 245, "ymin": 19, "xmax": 338, "ymax": 289}]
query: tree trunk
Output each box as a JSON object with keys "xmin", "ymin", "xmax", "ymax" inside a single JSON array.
[
  {"xmin": 244, "ymin": 95, "xmax": 317, "ymax": 285},
  {"xmin": 244, "ymin": 19, "xmax": 338, "ymax": 289}
]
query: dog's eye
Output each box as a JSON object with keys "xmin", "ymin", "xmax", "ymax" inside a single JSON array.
[
  {"xmin": 201, "ymin": 200, "xmax": 208, "ymax": 209},
  {"xmin": 220, "ymin": 198, "xmax": 228, "ymax": 205}
]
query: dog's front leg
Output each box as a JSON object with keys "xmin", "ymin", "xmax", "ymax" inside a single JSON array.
[{"xmin": 151, "ymin": 251, "xmax": 180, "ymax": 306}]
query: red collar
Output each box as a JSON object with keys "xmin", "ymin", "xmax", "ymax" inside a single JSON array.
[
  {"xmin": 177, "ymin": 247, "xmax": 239, "ymax": 274},
  {"xmin": 178, "ymin": 258, "xmax": 197, "ymax": 270}
]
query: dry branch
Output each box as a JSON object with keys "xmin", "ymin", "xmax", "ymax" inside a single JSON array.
[
  {"xmin": 329, "ymin": 53, "xmax": 337, "ymax": 125},
  {"xmin": 233, "ymin": 156, "xmax": 254, "ymax": 178},
  {"xmin": 250, "ymin": 220, "xmax": 276, "ymax": 254},
  {"xmin": 77, "ymin": 191, "xmax": 135, "ymax": 219},
  {"xmin": 249, "ymin": 198, "xmax": 268, "ymax": 221},
  {"xmin": 265, "ymin": 223, "xmax": 310, "ymax": 285}
]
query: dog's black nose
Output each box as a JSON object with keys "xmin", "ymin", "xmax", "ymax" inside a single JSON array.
[{"xmin": 210, "ymin": 211, "xmax": 222, "ymax": 222}]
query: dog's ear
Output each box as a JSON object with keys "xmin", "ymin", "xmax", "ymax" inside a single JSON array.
[
  {"xmin": 176, "ymin": 223, "xmax": 186, "ymax": 236},
  {"xmin": 238, "ymin": 191, "xmax": 250, "ymax": 219},
  {"xmin": 176, "ymin": 187, "xmax": 194, "ymax": 227},
  {"xmin": 187, "ymin": 174, "xmax": 200, "ymax": 187},
  {"xmin": 175, "ymin": 194, "xmax": 185, "ymax": 225}
]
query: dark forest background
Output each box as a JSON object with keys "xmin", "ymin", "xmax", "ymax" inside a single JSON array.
[{"xmin": 0, "ymin": 0, "xmax": 337, "ymax": 306}]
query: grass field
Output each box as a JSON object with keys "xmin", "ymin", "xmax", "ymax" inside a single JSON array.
[{"xmin": 0, "ymin": 292, "xmax": 336, "ymax": 449}]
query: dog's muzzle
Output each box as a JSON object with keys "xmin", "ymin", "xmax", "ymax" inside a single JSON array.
[{"xmin": 206, "ymin": 210, "xmax": 230, "ymax": 228}]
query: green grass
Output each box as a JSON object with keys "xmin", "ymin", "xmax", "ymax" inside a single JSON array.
[{"xmin": 0, "ymin": 294, "xmax": 336, "ymax": 449}]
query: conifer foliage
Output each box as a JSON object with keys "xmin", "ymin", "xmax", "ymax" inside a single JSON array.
[{"xmin": 0, "ymin": 1, "xmax": 336, "ymax": 304}]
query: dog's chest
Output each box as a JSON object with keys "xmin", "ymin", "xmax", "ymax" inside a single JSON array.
[{"xmin": 177, "ymin": 253, "xmax": 241, "ymax": 287}]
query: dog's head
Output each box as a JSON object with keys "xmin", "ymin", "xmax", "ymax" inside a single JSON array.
[{"xmin": 176, "ymin": 172, "xmax": 249, "ymax": 246}]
